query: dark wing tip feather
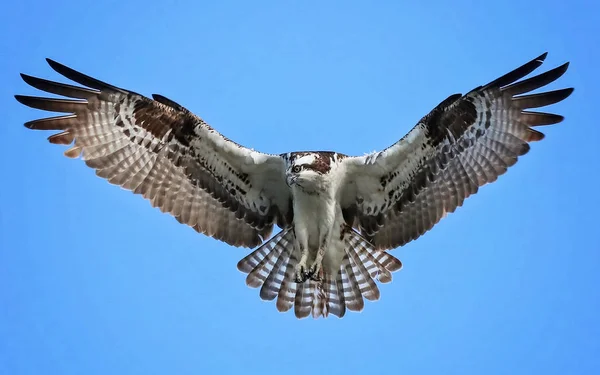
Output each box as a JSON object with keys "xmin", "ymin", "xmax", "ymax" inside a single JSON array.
[
  {"xmin": 20, "ymin": 73, "xmax": 38, "ymax": 86},
  {"xmin": 514, "ymin": 88, "xmax": 574, "ymax": 109},
  {"xmin": 520, "ymin": 111, "xmax": 564, "ymax": 127},
  {"xmin": 14, "ymin": 95, "xmax": 86, "ymax": 113},
  {"xmin": 482, "ymin": 52, "xmax": 548, "ymax": 90},
  {"xmin": 45, "ymin": 58, "xmax": 129, "ymax": 94},
  {"xmin": 24, "ymin": 114, "xmax": 77, "ymax": 130},
  {"xmin": 503, "ymin": 62, "xmax": 571, "ymax": 96},
  {"xmin": 20, "ymin": 73, "xmax": 99, "ymax": 99},
  {"xmin": 14, "ymin": 94, "xmax": 30, "ymax": 106},
  {"xmin": 550, "ymin": 61, "xmax": 570, "ymax": 79},
  {"xmin": 536, "ymin": 52, "xmax": 549, "ymax": 63}
]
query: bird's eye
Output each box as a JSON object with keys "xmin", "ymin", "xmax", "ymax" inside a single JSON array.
[{"xmin": 292, "ymin": 165, "xmax": 301, "ymax": 173}]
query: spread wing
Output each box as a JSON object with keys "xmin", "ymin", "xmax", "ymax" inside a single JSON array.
[
  {"xmin": 341, "ymin": 53, "xmax": 573, "ymax": 250},
  {"xmin": 16, "ymin": 59, "xmax": 292, "ymax": 248}
]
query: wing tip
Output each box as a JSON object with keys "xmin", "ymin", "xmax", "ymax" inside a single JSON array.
[
  {"xmin": 483, "ymin": 52, "xmax": 553, "ymax": 90},
  {"xmin": 19, "ymin": 73, "xmax": 36, "ymax": 85},
  {"xmin": 45, "ymin": 57, "xmax": 65, "ymax": 73},
  {"xmin": 536, "ymin": 52, "xmax": 549, "ymax": 63},
  {"xmin": 526, "ymin": 129, "xmax": 545, "ymax": 142},
  {"xmin": 41, "ymin": 57, "xmax": 131, "ymax": 95},
  {"xmin": 23, "ymin": 119, "xmax": 37, "ymax": 129},
  {"xmin": 14, "ymin": 95, "xmax": 46, "ymax": 109},
  {"xmin": 64, "ymin": 146, "xmax": 82, "ymax": 158},
  {"xmin": 45, "ymin": 57, "xmax": 83, "ymax": 81},
  {"xmin": 14, "ymin": 94, "xmax": 27, "ymax": 105},
  {"xmin": 47, "ymin": 131, "xmax": 73, "ymax": 145},
  {"xmin": 558, "ymin": 61, "xmax": 570, "ymax": 72},
  {"xmin": 562, "ymin": 87, "xmax": 575, "ymax": 98}
]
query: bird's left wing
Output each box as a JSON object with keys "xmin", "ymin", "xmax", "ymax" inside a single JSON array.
[
  {"xmin": 341, "ymin": 53, "xmax": 573, "ymax": 250},
  {"xmin": 16, "ymin": 59, "xmax": 292, "ymax": 248}
]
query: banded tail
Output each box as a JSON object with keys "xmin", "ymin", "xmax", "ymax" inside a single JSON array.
[{"xmin": 237, "ymin": 227, "xmax": 402, "ymax": 319}]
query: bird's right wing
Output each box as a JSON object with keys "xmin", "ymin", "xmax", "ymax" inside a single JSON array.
[{"xmin": 16, "ymin": 59, "xmax": 293, "ymax": 248}]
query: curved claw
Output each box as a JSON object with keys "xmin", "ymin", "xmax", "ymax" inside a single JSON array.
[
  {"xmin": 308, "ymin": 263, "xmax": 323, "ymax": 282},
  {"xmin": 295, "ymin": 264, "xmax": 310, "ymax": 283}
]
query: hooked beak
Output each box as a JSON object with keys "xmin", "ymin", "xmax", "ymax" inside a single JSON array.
[{"xmin": 287, "ymin": 175, "xmax": 298, "ymax": 186}]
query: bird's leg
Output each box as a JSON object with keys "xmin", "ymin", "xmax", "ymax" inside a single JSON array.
[
  {"xmin": 309, "ymin": 229, "xmax": 330, "ymax": 281},
  {"xmin": 294, "ymin": 227, "xmax": 310, "ymax": 283},
  {"xmin": 308, "ymin": 247, "xmax": 325, "ymax": 281},
  {"xmin": 295, "ymin": 245, "xmax": 310, "ymax": 283}
]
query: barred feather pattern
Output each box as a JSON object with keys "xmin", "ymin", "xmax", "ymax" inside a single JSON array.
[
  {"xmin": 16, "ymin": 59, "xmax": 292, "ymax": 248},
  {"xmin": 237, "ymin": 227, "xmax": 402, "ymax": 319},
  {"xmin": 343, "ymin": 53, "xmax": 573, "ymax": 250},
  {"xmin": 24, "ymin": 95, "xmax": 268, "ymax": 246}
]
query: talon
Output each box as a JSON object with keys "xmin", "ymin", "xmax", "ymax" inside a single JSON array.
[
  {"xmin": 295, "ymin": 263, "xmax": 309, "ymax": 283},
  {"xmin": 295, "ymin": 248, "xmax": 310, "ymax": 283},
  {"xmin": 308, "ymin": 262, "xmax": 323, "ymax": 281}
]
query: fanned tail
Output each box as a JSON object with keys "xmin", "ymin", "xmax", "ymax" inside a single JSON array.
[
  {"xmin": 237, "ymin": 227, "xmax": 402, "ymax": 319},
  {"xmin": 237, "ymin": 229, "xmax": 294, "ymax": 290},
  {"xmin": 345, "ymin": 228, "xmax": 403, "ymax": 284},
  {"xmin": 338, "ymin": 227, "xmax": 403, "ymax": 311}
]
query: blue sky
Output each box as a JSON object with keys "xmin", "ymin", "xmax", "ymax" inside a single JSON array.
[{"xmin": 1, "ymin": 1, "xmax": 599, "ymax": 374}]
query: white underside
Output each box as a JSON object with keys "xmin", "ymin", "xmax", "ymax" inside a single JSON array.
[{"xmin": 291, "ymin": 187, "xmax": 346, "ymax": 276}]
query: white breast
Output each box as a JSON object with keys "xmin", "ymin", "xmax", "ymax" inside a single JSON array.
[{"xmin": 293, "ymin": 190, "xmax": 328, "ymax": 249}]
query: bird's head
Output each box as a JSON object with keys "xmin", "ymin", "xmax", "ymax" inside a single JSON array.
[{"xmin": 285, "ymin": 152, "xmax": 337, "ymax": 192}]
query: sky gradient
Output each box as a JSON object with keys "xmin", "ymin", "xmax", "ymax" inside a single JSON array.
[{"xmin": 1, "ymin": 1, "xmax": 599, "ymax": 374}]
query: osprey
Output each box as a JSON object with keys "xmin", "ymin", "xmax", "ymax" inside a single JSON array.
[{"xmin": 15, "ymin": 53, "xmax": 572, "ymax": 319}]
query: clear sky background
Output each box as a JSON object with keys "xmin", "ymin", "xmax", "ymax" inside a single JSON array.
[{"xmin": 1, "ymin": 1, "xmax": 599, "ymax": 374}]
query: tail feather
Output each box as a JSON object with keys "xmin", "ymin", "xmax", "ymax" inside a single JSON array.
[
  {"xmin": 237, "ymin": 229, "xmax": 291, "ymax": 288},
  {"xmin": 294, "ymin": 280, "xmax": 315, "ymax": 318},
  {"xmin": 260, "ymin": 240, "xmax": 293, "ymax": 300},
  {"xmin": 340, "ymin": 261, "xmax": 365, "ymax": 312},
  {"xmin": 245, "ymin": 246, "xmax": 282, "ymax": 288},
  {"xmin": 346, "ymin": 229, "xmax": 403, "ymax": 283},
  {"xmin": 237, "ymin": 235, "xmax": 277, "ymax": 273},
  {"xmin": 237, "ymin": 227, "xmax": 402, "ymax": 319},
  {"xmin": 311, "ymin": 274, "xmax": 346, "ymax": 318},
  {"xmin": 276, "ymin": 250, "xmax": 299, "ymax": 312},
  {"xmin": 327, "ymin": 275, "xmax": 346, "ymax": 318},
  {"xmin": 346, "ymin": 245, "xmax": 381, "ymax": 301},
  {"xmin": 312, "ymin": 282, "xmax": 326, "ymax": 318},
  {"xmin": 326, "ymin": 274, "xmax": 346, "ymax": 318}
]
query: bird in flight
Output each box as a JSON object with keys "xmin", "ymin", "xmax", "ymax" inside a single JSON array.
[{"xmin": 15, "ymin": 53, "xmax": 572, "ymax": 319}]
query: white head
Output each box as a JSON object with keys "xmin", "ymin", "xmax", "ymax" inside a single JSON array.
[{"xmin": 285, "ymin": 152, "xmax": 339, "ymax": 193}]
